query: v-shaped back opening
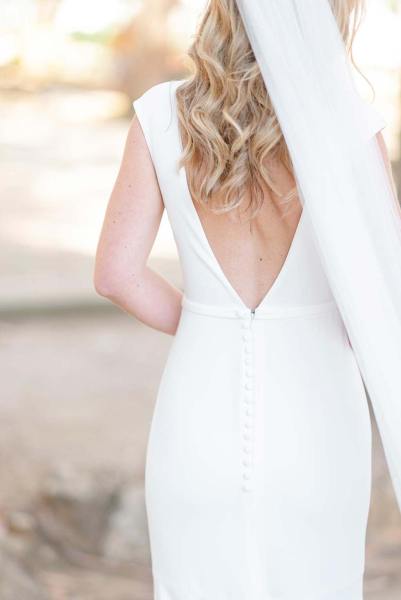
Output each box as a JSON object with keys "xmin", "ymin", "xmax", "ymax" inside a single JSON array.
[{"xmin": 171, "ymin": 80, "xmax": 305, "ymax": 312}]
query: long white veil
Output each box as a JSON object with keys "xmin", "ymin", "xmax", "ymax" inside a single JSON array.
[{"xmin": 235, "ymin": 0, "xmax": 401, "ymax": 509}]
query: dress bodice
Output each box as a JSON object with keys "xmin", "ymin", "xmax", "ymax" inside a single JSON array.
[{"xmin": 133, "ymin": 79, "xmax": 335, "ymax": 312}]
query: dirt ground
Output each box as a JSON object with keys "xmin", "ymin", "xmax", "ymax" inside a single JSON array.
[{"xmin": 0, "ymin": 308, "xmax": 400, "ymax": 599}]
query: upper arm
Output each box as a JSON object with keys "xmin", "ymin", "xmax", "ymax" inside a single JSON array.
[{"xmin": 94, "ymin": 114, "xmax": 164, "ymax": 289}]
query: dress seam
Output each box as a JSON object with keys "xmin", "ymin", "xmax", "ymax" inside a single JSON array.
[{"xmin": 181, "ymin": 296, "xmax": 338, "ymax": 320}]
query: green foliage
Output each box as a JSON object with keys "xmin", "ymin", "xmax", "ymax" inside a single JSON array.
[
  {"xmin": 387, "ymin": 0, "xmax": 401, "ymax": 12},
  {"xmin": 70, "ymin": 28, "xmax": 117, "ymax": 45}
]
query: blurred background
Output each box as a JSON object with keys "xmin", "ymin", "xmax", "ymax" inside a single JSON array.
[{"xmin": 0, "ymin": 0, "xmax": 400, "ymax": 598}]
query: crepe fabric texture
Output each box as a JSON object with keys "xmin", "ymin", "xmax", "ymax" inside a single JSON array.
[{"xmin": 133, "ymin": 79, "xmax": 385, "ymax": 600}]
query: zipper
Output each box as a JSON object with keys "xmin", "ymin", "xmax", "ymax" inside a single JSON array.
[{"xmin": 250, "ymin": 308, "xmax": 256, "ymax": 323}]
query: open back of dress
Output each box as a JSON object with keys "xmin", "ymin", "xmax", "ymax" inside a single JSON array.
[{"xmin": 132, "ymin": 79, "xmax": 380, "ymax": 600}]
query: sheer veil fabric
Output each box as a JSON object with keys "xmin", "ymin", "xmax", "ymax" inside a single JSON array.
[{"xmin": 235, "ymin": 0, "xmax": 401, "ymax": 508}]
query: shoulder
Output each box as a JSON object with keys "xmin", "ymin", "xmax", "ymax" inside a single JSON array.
[
  {"xmin": 132, "ymin": 79, "xmax": 186, "ymax": 144},
  {"xmin": 130, "ymin": 79, "xmax": 186, "ymax": 165},
  {"xmin": 133, "ymin": 79, "xmax": 186, "ymax": 114}
]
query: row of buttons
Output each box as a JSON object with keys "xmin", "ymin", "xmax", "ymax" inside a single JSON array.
[{"xmin": 240, "ymin": 312, "xmax": 255, "ymax": 493}]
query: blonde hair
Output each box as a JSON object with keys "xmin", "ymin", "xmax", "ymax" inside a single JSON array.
[{"xmin": 176, "ymin": 0, "xmax": 366, "ymax": 219}]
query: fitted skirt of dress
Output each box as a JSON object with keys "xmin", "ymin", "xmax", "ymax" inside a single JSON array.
[{"xmin": 144, "ymin": 297, "xmax": 372, "ymax": 600}]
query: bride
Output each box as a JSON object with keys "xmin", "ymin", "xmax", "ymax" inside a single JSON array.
[{"xmin": 94, "ymin": 1, "xmax": 400, "ymax": 598}]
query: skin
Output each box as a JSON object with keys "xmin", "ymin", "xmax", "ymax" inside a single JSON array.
[
  {"xmin": 94, "ymin": 116, "xmax": 397, "ymax": 337},
  {"xmin": 94, "ymin": 116, "xmax": 183, "ymax": 336}
]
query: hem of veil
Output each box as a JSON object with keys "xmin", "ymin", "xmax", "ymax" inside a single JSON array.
[{"xmin": 181, "ymin": 296, "xmax": 338, "ymax": 320}]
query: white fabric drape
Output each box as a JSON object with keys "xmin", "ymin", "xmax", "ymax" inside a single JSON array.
[{"xmin": 235, "ymin": 0, "xmax": 401, "ymax": 509}]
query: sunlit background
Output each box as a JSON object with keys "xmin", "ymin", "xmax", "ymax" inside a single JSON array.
[{"xmin": 1, "ymin": 1, "xmax": 401, "ymax": 598}]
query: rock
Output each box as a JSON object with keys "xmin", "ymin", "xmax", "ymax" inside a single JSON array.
[
  {"xmin": 7, "ymin": 510, "xmax": 36, "ymax": 534},
  {"xmin": 36, "ymin": 463, "xmax": 122, "ymax": 555},
  {"xmin": 103, "ymin": 483, "xmax": 151, "ymax": 564},
  {"xmin": 36, "ymin": 542, "xmax": 59, "ymax": 566}
]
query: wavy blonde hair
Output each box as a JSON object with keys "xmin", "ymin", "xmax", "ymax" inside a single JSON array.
[{"xmin": 176, "ymin": 0, "xmax": 366, "ymax": 219}]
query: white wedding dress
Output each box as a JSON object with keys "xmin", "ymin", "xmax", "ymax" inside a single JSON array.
[{"xmin": 133, "ymin": 79, "xmax": 386, "ymax": 600}]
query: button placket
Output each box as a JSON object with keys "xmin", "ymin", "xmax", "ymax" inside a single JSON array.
[{"xmin": 238, "ymin": 308, "xmax": 256, "ymax": 493}]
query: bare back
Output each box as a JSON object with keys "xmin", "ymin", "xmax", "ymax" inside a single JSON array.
[{"xmin": 192, "ymin": 160, "xmax": 303, "ymax": 310}]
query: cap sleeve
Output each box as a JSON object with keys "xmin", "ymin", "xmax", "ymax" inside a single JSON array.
[
  {"xmin": 132, "ymin": 80, "xmax": 179, "ymax": 163},
  {"xmin": 133, "ymin": 92, "xmax": 153, "ymax": 157}
]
